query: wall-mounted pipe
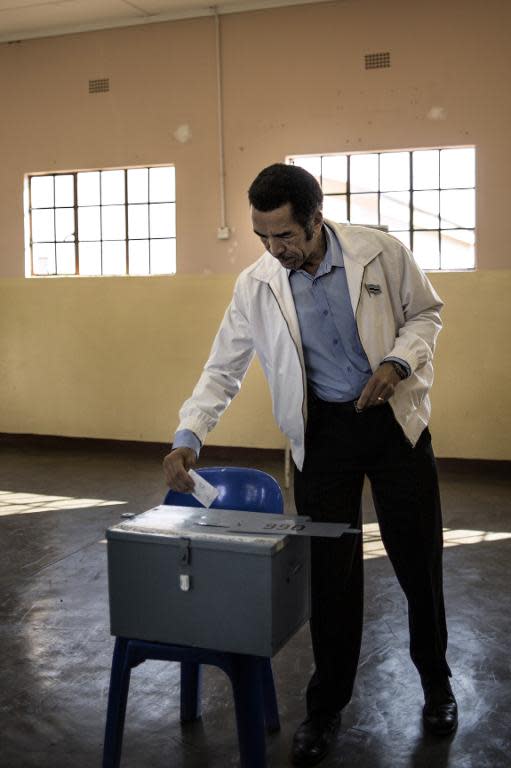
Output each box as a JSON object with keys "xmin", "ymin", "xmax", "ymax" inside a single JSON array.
[{"xmin": 212, "ymin": 6, "xmax": 230, "ymax": 239}]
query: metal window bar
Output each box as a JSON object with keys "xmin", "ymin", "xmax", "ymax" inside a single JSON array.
[
  {"xmin": 438, "ymin": 150, "xmax": 442, "ymax": 268},
  {"xmin": 73, "ymin": 174, "xmax": 79, "ymax": 274},
  {"xmin": 409, "ymin": 151, "xmax": 414, "ymax": 251},
  {"xmin": 148, "ymin": 169, "xmax": 152, "ymax": 274},
  {"xmin": 124, "ymin": 170, "xmax": 129, "ymax": 274},
  {"xmin": 52, "ymin": 175, "xmax": 57, "ymax": 275},
  {"xmin": 346, "ymin": 154, "xmax": 351, "ymax": 223},
  {"xmin": 99, "ymin": 171, "xmax": 103, "ymax": 275},
  {"xmin": 377, "ymin": 153, "xmax": 381, "ymax": 227},
  {"xmin": 28, "ymin": 177, "xmax": 34, "ymax": 275}
]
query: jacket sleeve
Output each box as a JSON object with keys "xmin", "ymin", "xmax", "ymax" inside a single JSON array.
[
  {"xmin": 176, "ymin": 279, "xmax": 255, "ymax": 444},
  {"xmin": 385, "ymin": 245, "xmax": 443, "ymax": 372}
]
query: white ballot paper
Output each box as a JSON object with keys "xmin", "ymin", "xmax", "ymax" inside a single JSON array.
[{"xmin": 189, "ymin": 469, "xmax": 219, "ymax": 508}]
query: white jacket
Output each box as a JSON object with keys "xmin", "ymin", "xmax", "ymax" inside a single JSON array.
[{"xmin": 177, "ymin": 221, "xmax": 443, "ymax": 470}]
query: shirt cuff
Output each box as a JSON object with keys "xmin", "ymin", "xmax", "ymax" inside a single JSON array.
[
  {"xmin": 383, "ymin": 357, "xmax": 411, "ymax": 378},
  {"xmin": 172, "ymin": 429, "xmax": 202, "ymax": 458}
]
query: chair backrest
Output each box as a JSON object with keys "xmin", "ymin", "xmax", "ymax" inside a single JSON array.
[{"xmin": 163, "ymin": 466, "xmax": 283, "ymax": 514}]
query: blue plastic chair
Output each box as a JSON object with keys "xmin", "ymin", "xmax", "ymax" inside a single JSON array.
[
  {"xmin": 162, "ymin": 466, "xmax": 284, "ymax": 515},
  {"xmin": 103, "ymin": 467, "xmax": 283, "ymax": 768}
]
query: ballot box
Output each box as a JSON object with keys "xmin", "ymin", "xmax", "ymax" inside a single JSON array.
[{"xmin": 106, "ymin": 505, "xmax": 311, "ymax": 657}]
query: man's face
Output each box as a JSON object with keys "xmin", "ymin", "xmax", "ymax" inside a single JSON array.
[{"xmin": 251, "ymin": 203, "xmax": 324, "ymax": 273}]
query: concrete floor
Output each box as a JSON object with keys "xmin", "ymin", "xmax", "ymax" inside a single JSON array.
[{"xmin": 0, "ymin": 438, "xmax": 510, "ymax": 768}]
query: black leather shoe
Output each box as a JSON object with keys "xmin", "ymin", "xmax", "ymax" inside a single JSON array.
[
  {"xmin": 291, "ymin": 711, "xmax": 341, "ymax": 766},
  {"xmin": 422, "ymin": 678, "xmax": 458, "ymax": 736}
]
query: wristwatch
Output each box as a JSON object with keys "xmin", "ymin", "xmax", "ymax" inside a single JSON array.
[{"xmin": 386, "ymin": 360, "xmax": 409, "ymax": 380}]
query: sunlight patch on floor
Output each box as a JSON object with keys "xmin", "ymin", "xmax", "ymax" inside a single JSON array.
[
  {"xmin": 0, "ymin": 490, "xmax": 127, "ymax": 516},
  {"xmin": 363, "ymin": 522, "xmax": 511, "ymax": 559}
]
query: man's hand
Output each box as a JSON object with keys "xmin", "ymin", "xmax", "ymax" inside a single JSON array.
[
  {"xmin": 163, "ymin": 447, "xmax": 197, "ymax": 492},
  {"xmin": 356, "ymin": 362, "xmax": 402, "ymax": 411}
]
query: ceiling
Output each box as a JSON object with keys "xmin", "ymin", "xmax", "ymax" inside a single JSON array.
[{"xmin": 0, "ymin": 0, "xmax": 337, "ymax": 43}]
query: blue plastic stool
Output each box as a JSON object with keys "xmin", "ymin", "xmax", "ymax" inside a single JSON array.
[{"xmin": 103, "ymin": 467, "xmax": 283, "ymax": 768}]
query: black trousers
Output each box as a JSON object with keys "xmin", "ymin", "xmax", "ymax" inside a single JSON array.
[{"xmin": 294, "ymin": 396, "xmax": 452, "ymax": 717}]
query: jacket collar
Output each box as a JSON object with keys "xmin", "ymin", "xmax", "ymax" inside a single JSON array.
[{"xmin": 248, "ymin": 220, "xmax": 382, "ymax": 284}]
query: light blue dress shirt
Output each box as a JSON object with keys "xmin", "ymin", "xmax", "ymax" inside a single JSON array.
[
  {"xmin": 288, "ymin": 224, "xmax": 372, "ymax": 402},
  {"xmin": 173, "ymin": 224, "xmax": 409, "ymax": 457}
]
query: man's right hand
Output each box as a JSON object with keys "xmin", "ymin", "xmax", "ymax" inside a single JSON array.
[{"xmin": 162, "ymin": 447, "xmax": 197, "ymax": 492}]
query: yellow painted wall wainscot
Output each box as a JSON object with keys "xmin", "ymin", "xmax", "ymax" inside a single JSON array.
[{"xmin": 0, "ymin": 271, "xmax": 509, "ymax": 460}]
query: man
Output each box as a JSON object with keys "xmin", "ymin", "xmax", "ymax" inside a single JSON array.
[{"xmin": 163, "ymin": 163, "xmax": 457, "ymax": 767}]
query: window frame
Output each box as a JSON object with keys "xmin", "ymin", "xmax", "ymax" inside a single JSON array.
[
  {"xmin": 288, "ymin": 147, "xmax": 476, "ymax": 271},
  {"xmin": 24, "ymin": 164, "xmax": 177, "ymax": 278}
]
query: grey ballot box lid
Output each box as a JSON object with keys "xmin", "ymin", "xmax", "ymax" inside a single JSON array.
[
  {"xmin": 106, "ymin": 505, "xmax": 313, "ymax": 551},
  {"xmin": 106, "ymin": 506, "xmax": 312, "ymax": 656}
]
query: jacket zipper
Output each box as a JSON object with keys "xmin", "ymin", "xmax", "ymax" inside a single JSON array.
[
  {"xmin": 354, "ymin": 264, "xmax": 374, "ymax": 368},
  {"xmin": 267, "ymin": 284, "xmax": 307, "ymax": 432}
]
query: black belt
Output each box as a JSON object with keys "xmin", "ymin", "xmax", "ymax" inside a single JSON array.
[{"xmin": 308, "ymin": 393, "xmax": 359, "ymax": 411}]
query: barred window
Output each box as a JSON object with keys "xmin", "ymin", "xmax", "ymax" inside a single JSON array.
[
  {"xmin": 288, "ymin": 148, "xmax": 476, "ymax": 270},
  {"xmin": 25, "ymin": 166, "xmax": 176, "ymax": 276}
]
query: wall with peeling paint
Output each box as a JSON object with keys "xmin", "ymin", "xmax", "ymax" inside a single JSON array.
[{"xmin": 0, "ymin": 0, "xmax": 510, "ymax": 458}]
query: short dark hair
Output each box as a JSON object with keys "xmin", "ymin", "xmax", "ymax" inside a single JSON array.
[{"xmin": 248, "ymin": 163, "xmax": 323, "ymax": 232}]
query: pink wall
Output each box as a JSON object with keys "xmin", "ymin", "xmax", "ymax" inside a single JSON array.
[{"xmin": 1, "ymin": 0, "xmax": 510, "ymax": 276}]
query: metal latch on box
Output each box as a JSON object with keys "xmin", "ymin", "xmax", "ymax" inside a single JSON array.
[
  {"xmin": 179, "ymin": 538, "xmax": 192, "ymax": 565},
  {"xmin": 179, "ymin": 538, "xmax": 192, "ymax": 591}
]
